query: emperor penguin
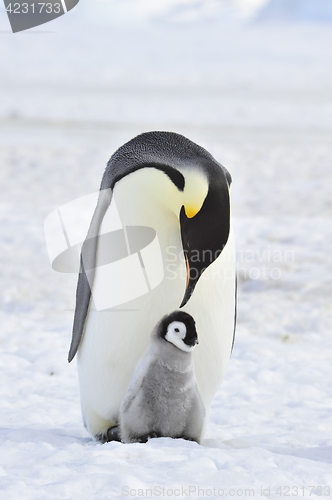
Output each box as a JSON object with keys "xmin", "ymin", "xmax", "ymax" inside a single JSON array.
[
  {"xmin": 119, "ymin": 311, "xmax": 205, "ymax": 444},
  {"xmin": 68, "ymin": 131, "xmax": 236, "ymax": 442}
]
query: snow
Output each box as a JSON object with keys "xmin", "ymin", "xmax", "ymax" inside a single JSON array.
[{"xmin": 1, "ymin": 2, "xmax": 332, "ymax": 499}]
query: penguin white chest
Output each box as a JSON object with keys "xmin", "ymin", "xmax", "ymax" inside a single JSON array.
[{"xmin": 77, "ymin": 171, "xmax": 188, "ymax": 435}]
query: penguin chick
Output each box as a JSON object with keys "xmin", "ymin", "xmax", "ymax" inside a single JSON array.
[{"xmin": 119, "ymin": 311, "xmax": 205, "ymax": 444}]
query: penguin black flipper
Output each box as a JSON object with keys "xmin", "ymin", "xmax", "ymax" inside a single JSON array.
[
  {"xmin": 68, "ymin": 262, "xmax": 91, "ymax": 362},
  {"xmin": 68, "ymin": 188, "xmax": 113, "ymax": 362}
]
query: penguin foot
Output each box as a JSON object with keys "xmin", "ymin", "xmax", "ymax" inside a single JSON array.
[
  {"xmin": 96, "ymin": 425, "xmax": 121, "ymax": 443},
  {"xmin": 135, "ymin": 431, "xmax": 160, "ymax": 443}
]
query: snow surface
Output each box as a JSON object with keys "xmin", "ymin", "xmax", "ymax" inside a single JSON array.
[{"xmin": 0, "ymin": 2, "xmax": 332, "ymax": 499}]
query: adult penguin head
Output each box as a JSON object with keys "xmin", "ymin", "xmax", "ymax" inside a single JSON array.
[{"xmin": 101, "ymin": 131, "xmax": 232, "ymax": 309}]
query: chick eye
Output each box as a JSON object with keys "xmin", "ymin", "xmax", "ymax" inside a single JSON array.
[{"xmin": 174, "ymin": 328, "xmax": 180, "ymax": 333}]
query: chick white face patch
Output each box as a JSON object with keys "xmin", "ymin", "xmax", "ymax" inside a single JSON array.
[{"xmin": 165, "ymin": 321, "xmax": 194, "ymax": 353}]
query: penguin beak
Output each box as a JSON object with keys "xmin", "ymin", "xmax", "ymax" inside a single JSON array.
[
  {"xmin": 180, "ymin": 251, "xmax": 199, "ymax": 308},
  {"xmin": 179, "ymin": 178, "xmax": 230, "ymax": 308},
  {"xmin": 184, "ymin": 335, "xmax": 199, "ymax": 347}
]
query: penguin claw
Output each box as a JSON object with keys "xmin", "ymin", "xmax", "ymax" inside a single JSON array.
[
  {"xmin": 96, "ymin": 425, "xmax": 121, "ymax": 443},
  {"xmin": 148, "ymin": 432, "xmax": 159, "ymax": 440},
  {"xmin": 136, "ymin": 432, "xmax": 160, "ymax": 443}
]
